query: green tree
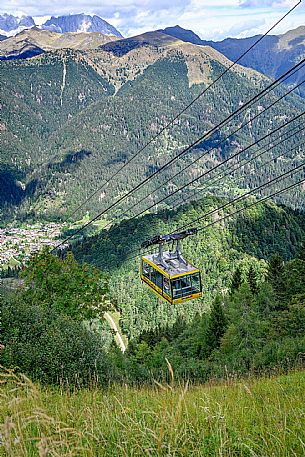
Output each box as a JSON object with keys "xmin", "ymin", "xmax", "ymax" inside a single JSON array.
[
  {"xmin": 21, "ymin": 248, "xmax": 111, "ymax": 320},
  {"xmin": 271, "ymin": 294, "xmax": 305, "ymax": 338},
  {"xmin": 205, "ymin": 295, "xmax": 227, "ymax": 355},
  {"xmin": 0, "ymin": 294, "xmax": 112, "ymax": 386},
  {"xmin": 267, "ymin": 254, "xmax": 286, "ymax": 304},
  {"xmin": 247, "ymin": 265, "xmax": 258, "ymax": 295},
  {"xmin": 230, "ymin": 267, "xmax": 242, "ymax": 294},
  {"xmin": 295, "ymin": 242, "xmax": 305, "ymax": 261}
]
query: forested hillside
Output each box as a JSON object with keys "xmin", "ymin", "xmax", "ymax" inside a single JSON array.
[
  {"xmin": 72, "ymin": 195, "xmax": 305, "ymax": 340},
  {"xmin": 162, "ymin": 25, "xmax": 305, "ymax": 97},
  {"xmin": 1, "ymin": 195, "xmax": 304, "ymax": 386},
  {"xmin": 0, "ymin": 30, "xmax": 304, "ymax": 223}
]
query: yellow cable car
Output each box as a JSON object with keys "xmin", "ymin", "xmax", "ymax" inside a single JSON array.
[{"xmin": 140, "ymin": 228, "xmax": 202, "ymax": 304}]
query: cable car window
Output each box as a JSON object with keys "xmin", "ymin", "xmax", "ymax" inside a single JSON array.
[
  {"xmin": 142, "ymin": 261, "xmax": 152, "ymax": 279},
  {"xmin": 180, "ymin": 275, "xmax": 192, "ymax": 297},
  {"xmin": 172, "ymin": 278, "xmax": 182, "ymax": 298},
  {"xmin": 163, "ymin": 277, "xmax": 171, "ymax": 297},
  {"xmin": 190, "ymin": 273, "xmax": 201, "ymax": 292},
  {"xmin": 172, "ymin": 273, "xmax": 201, "ymax": 299},
  {"xmin": 151, "ymin": 267, "xmax": 163, "ymax": 290},
  {"xmin": 173, "ymin": 277, "xmax": 184, "ymax": 297}
]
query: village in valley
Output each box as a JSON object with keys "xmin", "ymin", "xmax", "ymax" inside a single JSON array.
[{"xmin": 0, "ymin": 223, "xmax": 64, "ymax": 269}]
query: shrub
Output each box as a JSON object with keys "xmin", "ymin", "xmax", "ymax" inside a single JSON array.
[{"xmin": 0, "ymin": 294, "xmax": 113, "ymax": 387}]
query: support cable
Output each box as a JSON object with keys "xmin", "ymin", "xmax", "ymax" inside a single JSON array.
[{"xmin": 66, "ymin": 2, "xmax": 301, "ymax": 220}]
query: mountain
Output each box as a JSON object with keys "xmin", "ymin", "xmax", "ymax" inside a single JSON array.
[
  {"xmin": 42, "ymin": 14, "xmax": 123, "ymax": 37},
  {"xmin": 0, "ymin": 28, "xmax": 118, "ymax": 60},
  {"xmin": 0, "ymin": 13, "xmax": 35, "ymax": 36},
  {"xmin": 161, "ymin": 25, "xmax": 203, "ymax": 45},
  {"xmin": 0, "ymin": 35, "xmax": 7, "ymax": 41},
  {"xmin": 161, "ymin": 25, "xmax": 305, "ymax": 97},
  {"xmin": 100, "ymin": 30, "xmax": 182, "ymax": 55},
  {"xmin": 0, "ymin": 31, "xmax": 304, "ymax": 222},
  {"xmin": 0, "ymin": 12, "xmax": 122, "ymax": 39}
]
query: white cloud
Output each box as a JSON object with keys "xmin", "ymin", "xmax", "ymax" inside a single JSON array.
[
  {"xmin": 239, "ymin": 0, "xmax": 299, "ymax": 7},
  {"xmin": 0, "ymin": 0, "xmax": 189, "ymax": 17},
  {"xmin": 33, "ymin": 15, "xmax": 51, "ymax": 25},
  {"xmin": 1, "ymin": 0, "xmax": 305, "ymax": 40}
]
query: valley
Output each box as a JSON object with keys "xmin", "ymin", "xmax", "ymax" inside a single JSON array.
[
  {"xmin": 0, "ymin": 6, "xmax": 304, "ymax": 455},
  {"xmin": 0, "ymin": 222, "xmax": 63, "ymax": 269},
  {"xmin": 0, "ymin": 29, "xmax": 304, "ymax": 225}
]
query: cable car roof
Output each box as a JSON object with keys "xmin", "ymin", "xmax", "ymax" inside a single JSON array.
[
  {"xmin": 141, "ymin": 228, "xmax": 197, "ymax": 249},
  {"xmin": 142, "ymin": 251, "xmax": 199, "ymax": 278}
]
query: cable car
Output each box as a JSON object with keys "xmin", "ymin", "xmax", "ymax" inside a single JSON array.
[{"xmin": 140, "ymin": 228, "xmax": 202, "ymax": 304}]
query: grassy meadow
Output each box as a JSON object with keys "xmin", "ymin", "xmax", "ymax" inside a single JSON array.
[{"xmin": 1, "ymin": 368, "xmax": 304, "ymax": 456}]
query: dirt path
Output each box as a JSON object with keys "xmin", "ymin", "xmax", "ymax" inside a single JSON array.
[{"xmin": 104, "ymin": 312, "xmax": 127, "ymax": 353}]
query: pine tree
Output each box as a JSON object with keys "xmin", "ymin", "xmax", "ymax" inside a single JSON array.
[
  {"xmin": 267, "ymin": 254, "xmax": 286, "ymax": 299},
  {"xmin": 267, "ymin": 254, "xmax": 284, "ymax": 285},
  {"xmin": 230, "ymin": 267, "xmax": 242, "ymax": 294},
  {"xmin": 247, "ymin": 265, "xmax": 258, "ymax": 295},
  {"xmin": 296, "ymin": 242, "xmax": 305, "ymax": 261},
  {"xmin": 205, "ymin": 295, "xmax": 227, "ymax": 354}
]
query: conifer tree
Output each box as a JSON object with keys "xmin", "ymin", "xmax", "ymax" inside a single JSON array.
[
  {"xmin": 296, "ymin": 242, "xmax": 305, "ymax": 262},
  {"xmin": 267, "ymin": 254, "xmax": 285, "ymax": 301},
  {"xmin": 205, "ymin": 295, "xmax": 227, "ymax": 354},
  {"xmin": 247, "ymin": 265, "xmax": 258, "ymax": 295},
  {"xmin": 230, "ymin": 267, "xmax": 242, "ymax": 294}
]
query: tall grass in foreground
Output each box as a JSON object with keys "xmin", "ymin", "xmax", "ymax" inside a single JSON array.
[{"xmin": 0, "ymin": 368, "xmax": 304, "ymax": 456}]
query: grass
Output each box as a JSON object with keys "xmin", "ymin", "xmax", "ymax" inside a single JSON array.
[{"xmin": 0, "ymin": 369, "xmax": 304, "ymax": 456}]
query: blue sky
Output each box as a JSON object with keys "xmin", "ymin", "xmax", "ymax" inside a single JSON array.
[{"xmin": 2, "ymin": 0, "xmax": 305, "ymax": 40}]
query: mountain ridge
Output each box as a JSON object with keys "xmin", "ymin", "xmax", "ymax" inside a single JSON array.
[
  {"xmin": 0, "ymin": 13, "xmax": 35, "ymax": 36},
  {"xmin": 160, "ymin": 24, "xmax": 305, "ymax": 97},
  {"xmin": 0, "ymin": 35, "xmax": 304, "ymax": 221},
  {"xmin": 0, "ymin": 13, "xmax": 122, "ymax": 38},
  {"xmin": 42, "ymin": 13, "xmax": 123, "ymax": 37},
  {"xmin": 0, "ymin": 28, "xmax": 119, "ymax": 60}
]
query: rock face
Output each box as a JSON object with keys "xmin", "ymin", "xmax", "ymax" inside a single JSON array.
[
  {"xmin": 0, "ymin": 14, "xmax": 35, "ymax": 36},
  {"xmin": 42, "ymin": 14, "xmax": 123, "ymax": 37}
]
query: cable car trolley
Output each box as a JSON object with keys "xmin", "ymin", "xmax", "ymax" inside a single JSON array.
[{"xmin": 140, "ymin": 228, "xmax": 202, "ymax": 304}]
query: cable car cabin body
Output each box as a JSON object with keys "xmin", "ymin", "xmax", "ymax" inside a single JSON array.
[{"xmin": 141, "ymin": 250, "xmax": 202, "ymax": 305}]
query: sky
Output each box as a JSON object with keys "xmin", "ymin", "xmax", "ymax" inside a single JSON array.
[{"xmin": 1, "ymin": 0, "xmax": 305, "ymax": 40}]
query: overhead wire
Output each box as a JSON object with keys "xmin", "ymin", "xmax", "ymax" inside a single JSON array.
[
  {"xmin": 196, "ymin": 177, "xmax": 305, "ymax": 233},
  {"xmin": 127, "ymin": 108, "xmax": 305, "ymax": 222},
  {"xmin": 107, "ymin": 114, "xmax": 305, "ymax": 241},
  {"xmin": 176, "ymin": 162, "xmax": 305, "ymax": 232},
  {"xmin": 169, "ymin": 122, "xmax": 305, "ymax": 208},
  {"xmin": 123, "ymin": 160, "xmax": 305, "ymax": 261},
  {"xmin": 65, "ymin": 1, "xmax": 301, "ymax": 221},
  {"xmin": 53, "ymin": 58, "xmax": 305, "ymax": 251},
  {"xmin": 108, "ymin": 77, "xmax": 305, "ymax": 224},
  {"xmin": 107, "ymin": 60, "xmax": 305, "ymax": 223}
]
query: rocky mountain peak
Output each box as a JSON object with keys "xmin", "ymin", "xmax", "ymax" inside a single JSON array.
[
  {"xmin": 0, "ymin": 13, "xmax": 35, "ymax": 35},
  {"xmin": 42, "ymin": 13, "xmax": 123, "ymax": 38}
]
